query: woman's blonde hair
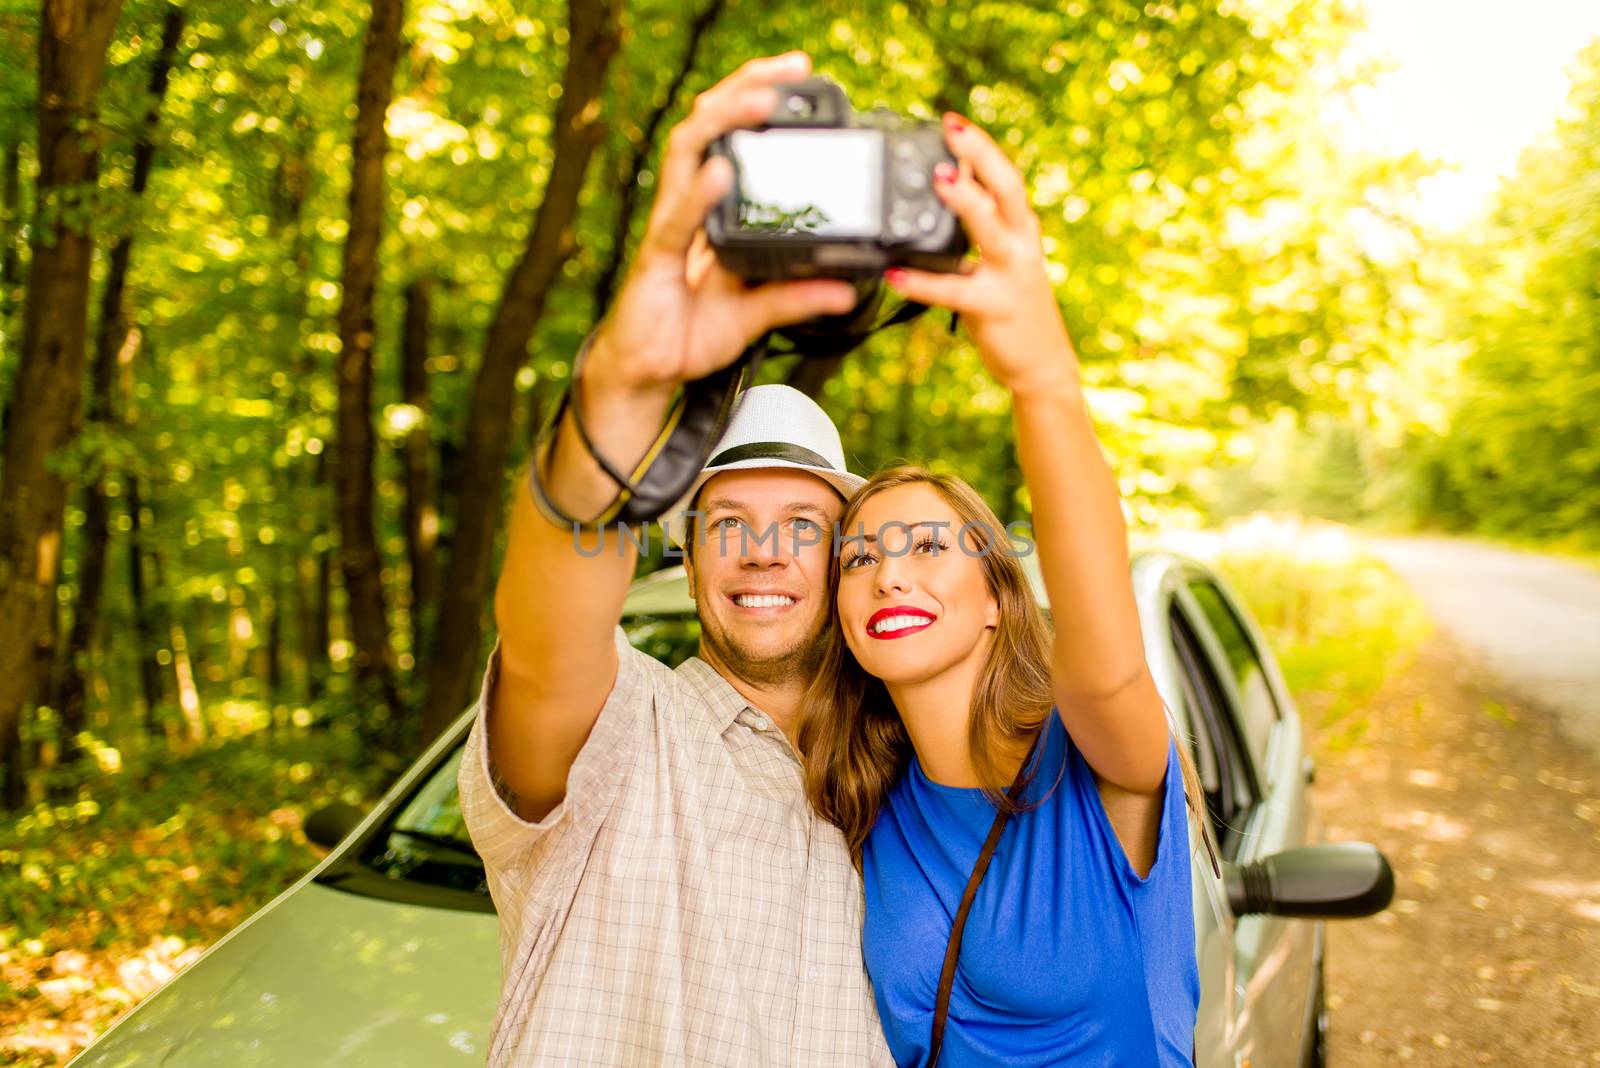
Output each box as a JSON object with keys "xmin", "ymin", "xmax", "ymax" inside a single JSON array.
[{"xmin": 798, "ymin": 464, "xmax": 1217, "ymax": 875}]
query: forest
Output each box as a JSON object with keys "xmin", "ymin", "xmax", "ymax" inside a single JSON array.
[{"xmin": 0, "ymin": 0, "xmax": 1596, "ymax": 1060}]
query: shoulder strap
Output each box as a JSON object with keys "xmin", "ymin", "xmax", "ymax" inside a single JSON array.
[{"xmin": 928, "ymin": 732, "xmax": 1041, "ymax": 1067}]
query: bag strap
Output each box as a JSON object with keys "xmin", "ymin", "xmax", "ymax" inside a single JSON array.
[{"xmin": 928, "ymin": 733, "xmax": 1041, "ymax": 1067}]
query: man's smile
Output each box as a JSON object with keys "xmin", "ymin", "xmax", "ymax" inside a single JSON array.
[{"xmin": 729, "ymin": 590, "xmax": 800, "ymax": 612}]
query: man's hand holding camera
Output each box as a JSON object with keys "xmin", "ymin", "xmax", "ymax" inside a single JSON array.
[
  {"xmin": 555, "ymin": 53, "xmax": 859, "ymax": 521},
  {"xmin": 595, "ymin": 51, "xmax": 859, "ymax": 388}
]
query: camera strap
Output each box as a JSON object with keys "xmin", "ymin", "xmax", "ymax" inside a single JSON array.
[
  {"xmin": 928, "ymin": 730, "xmax": 1040, "ymax": 1068},
  {"xmin": 530, "ymin": 331, "xmax": 767, "ymax": 529},
  {"xmin": 533, "ymin": 296, "xmax": 943, "ymax": 530}
]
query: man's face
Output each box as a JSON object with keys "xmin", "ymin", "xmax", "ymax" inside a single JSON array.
[{"xmin": 683, "ymin": 467, "xmax": 844, "ymax": 688}]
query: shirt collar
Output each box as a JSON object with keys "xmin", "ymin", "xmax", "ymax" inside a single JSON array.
[
  {"xmin": 678, "ymin": 655, "xmax": 798, "ymax": 742},
  {"xmin": 677, "ymin": 655, "xmax": 760, "ymax": 733}
]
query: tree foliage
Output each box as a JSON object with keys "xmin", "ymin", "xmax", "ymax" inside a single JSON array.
[
  {"xmin": 1405, "ymin": 41, "xmax": 1600, "ymax": 540},
  {"xmin": 0, "ymin": 0, "xmax": 1494, "ymax": 816},
  {"xmin": 20, "ymin": 1, "xmax": 1594, "ymax": 1059}
]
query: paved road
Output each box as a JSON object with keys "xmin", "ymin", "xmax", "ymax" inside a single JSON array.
[{"xmin": 1366, "ymin": 536, "xmax": 1600, "ymax": 760}]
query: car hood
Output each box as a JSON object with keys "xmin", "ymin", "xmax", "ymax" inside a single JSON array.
[{"xmin": 70, "ymin": 879, "xmax": 500, "ymax": 1066}]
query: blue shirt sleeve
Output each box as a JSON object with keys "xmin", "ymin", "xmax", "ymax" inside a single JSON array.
[{"xmin": 1067, "ymin": 733, "xmax": 1188, "ymax": 887}]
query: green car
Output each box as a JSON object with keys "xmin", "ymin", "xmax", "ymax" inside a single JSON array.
[{"xmin": 70, "ymin": 554, "xmax": 1392, "ymax": 1067}]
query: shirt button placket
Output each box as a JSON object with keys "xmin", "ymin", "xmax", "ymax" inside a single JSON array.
[
  {"xmin": 802, "ymin": 857, "xmax": 819, "ymax": 986},
  {"xmin": 795, "ymin": 835, "xmax": 826, "ymax": 1058}
]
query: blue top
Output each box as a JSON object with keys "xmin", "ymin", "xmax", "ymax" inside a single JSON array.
[{"xmin": 862, "ymin": 713, "xmax": 1199, "ymax": 1067}]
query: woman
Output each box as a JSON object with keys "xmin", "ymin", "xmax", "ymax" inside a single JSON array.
[{"xmin": 799, "ymin": 113, "xmax": 1216, "ymax": 1067}]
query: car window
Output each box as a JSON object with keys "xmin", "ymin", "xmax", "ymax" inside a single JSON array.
[
  {"xmin": 359, "ymin": 747, "xmax": 485, "ymax": 895},
  {"xmin": 1188, "ymin": 581, "xmax": 1279, "ymax": 770},
  {"xmin": 1171, "ymin": 605, "xmax": 1258, "ymax": 862},
  {"xmin": 624, "ymin": 615, "xmax": 703, "ymax": 667},
  {"xmin": 344, "ymin": 615, "xmax": 702, "ymax": 904}
]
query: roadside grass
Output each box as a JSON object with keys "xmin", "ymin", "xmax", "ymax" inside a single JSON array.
[{"xmin": 1158, "ymin": 514, "xmax": 1434, "ymax": 751}]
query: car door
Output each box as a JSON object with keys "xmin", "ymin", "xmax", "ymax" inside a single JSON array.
[
  {"xmin": 1174, "ymin": 573, "xmax": 1316, "ymax": 1067},
  {"xmin": 1163, "ymin": 596, "xmax": 1243, "ymax": 1068}
]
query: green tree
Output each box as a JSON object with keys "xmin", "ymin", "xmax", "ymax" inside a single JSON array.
[
  {"xmin": 0, "ymin": 0, "xmax": 126, "ymax": 806},
  {"xmin": 333, "ymin": 0, "xmax": 405, "ymax": 726},
  {"xmin": 1406, "ymin": 41, "xmax": 1600, "ymax": 542}
]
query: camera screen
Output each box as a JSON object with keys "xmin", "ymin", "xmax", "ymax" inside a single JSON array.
[{"xmin": 727, "ymin": 129, "xmax": 883, "ymax": 237}]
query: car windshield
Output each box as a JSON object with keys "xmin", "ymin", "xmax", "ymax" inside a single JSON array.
[{"xmin": 353, "ymin": 615, "xmax": 701, "ymax": 901}]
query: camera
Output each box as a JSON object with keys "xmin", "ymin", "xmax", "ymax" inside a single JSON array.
[{"xmin": 705, "ymin": 78, "xmax": 969, "ymax": 281}]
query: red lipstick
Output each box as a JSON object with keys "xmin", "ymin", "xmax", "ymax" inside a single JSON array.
[{"xmin": 866, "ymin": 606, "xmax": 936, "ymax": 640}]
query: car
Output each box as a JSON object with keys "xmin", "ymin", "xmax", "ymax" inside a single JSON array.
[{"xmin": 69, "ymin": 551, "xmax": 1392, "ymax": 1067}]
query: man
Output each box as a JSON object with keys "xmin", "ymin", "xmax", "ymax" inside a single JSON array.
[{"xmin": 457, "ymin": 52, "xmax": 894, "ymax": 1066}]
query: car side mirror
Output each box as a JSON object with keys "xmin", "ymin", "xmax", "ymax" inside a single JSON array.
[
  {"xmin": 1225, "ymin": 842, "xmax": 1394, "ymax": 919},
  {"xmin": 304, "ymin": 800, "xmax": 367, "ymax": 850}
]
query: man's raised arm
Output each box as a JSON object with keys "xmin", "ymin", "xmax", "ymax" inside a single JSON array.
[{"xmin": 485, "ymin": 51, "xmax": 857, "ymax": 821}]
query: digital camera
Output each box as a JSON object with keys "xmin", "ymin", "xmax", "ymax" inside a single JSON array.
[{"xmin": 704, "ymin": 78, "xmax": 969, "ymax": 281}]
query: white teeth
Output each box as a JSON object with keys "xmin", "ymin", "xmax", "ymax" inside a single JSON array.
[
  {"xmin": 734, "ymin": 594, "xmax": 795, "ymax": 608},
  {"xmin": 870, "ymin": 615, "xmax": 932, "ymax": 634}
]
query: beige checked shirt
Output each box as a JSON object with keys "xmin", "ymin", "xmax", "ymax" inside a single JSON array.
[{"xmin": 458, "ymin": 626, "xmax": 894, "ymax": 1066}]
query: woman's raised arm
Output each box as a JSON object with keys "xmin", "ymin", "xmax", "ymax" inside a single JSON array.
[{"xmin": 883, "ymin": 114, "xmax": 1170, "ymax": 795}]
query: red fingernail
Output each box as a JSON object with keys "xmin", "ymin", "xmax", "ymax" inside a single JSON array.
[
  {"xmin": 934, "ymin": 162, "xmax": 957, "ymax": 184},
  {"xmin": 884, "ymin": 268, "xmax": 907, "ymax": 285},
  {"xmin": 943, "ymin": 113, "xmax": 966, "ymax": 132}
]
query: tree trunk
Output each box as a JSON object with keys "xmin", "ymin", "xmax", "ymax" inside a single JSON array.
[
  {"xmin": 36, "ymin": 596, "xmax": 61, "ymax": 758},
  {"xmin": 125, "ymin": 471, "xmax": 163, "ymax": 728},
  {"xmin": 151, "ymin": 549, "xmax": 203, "ymax": 747},
  {"xmin": 7, "ymin": 601, "xmax": 62, "ymax": 808},
  {"xmin": 589, "ymin": 0, "xmax": 725, "ymax": 320},
  {"xmin": 420, "ymin": 0, "xmax": 622, "ymax": 745},
  {"xmin": 57, "ymin": 4, "xmax": 181, "ymax": 769},
  {"xmin": 316, "ymin": 495, "xmax": 333, "ymax": 684},
  {"xmin": 398, "ymin": 275, "xmax": 437, "ymax": 672},
  {"xmin": 266, "ymin": 582, "xmax": 283, "ymax": 701},
  {"xmin": 1, "ymin": 701, "xmax": 24, "ymax": 810},
  {"xmin": 0, "ymin": 0, "xmax": 127, "ymax": 787},
  {"xmin": 0, "ymin": 139, "xmax": 20, "ymax": 443},
  {"xmin": 1, "ymin": 141, "xmax": 19, "ymax": 444},
  {"xmin": 296, "ymin": 541, "xmax": 322, "ymax": 698},
  {"xmin": 274, "ymin": 120, "xmax": 333, "ymax": 702},
  {"xmin": 333, "ymin": 0, "xmax": 405, "ymax": 720},
  {"xmin": 117, "ymin": 306, "xmax": 164, "ymax": 726},
  {"xmin": 1, "ymin": 140, "xmax": 21, "ymax": 320},
  {"xmin": 54, "ymin": 458, "xmax": 108, "ymax": 768}
]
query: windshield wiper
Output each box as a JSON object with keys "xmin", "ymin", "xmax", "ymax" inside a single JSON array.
[{"xmin": 388, "ymin": 827, "xmax": 481, "ymax": 859}]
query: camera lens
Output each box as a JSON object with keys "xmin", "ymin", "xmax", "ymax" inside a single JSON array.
[{"xmin": 784, "ymin": 94, "xmax": 815, "ymax": 118}]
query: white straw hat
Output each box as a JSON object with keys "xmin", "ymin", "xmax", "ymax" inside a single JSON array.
[{"xmin": 661, "ymin": 384, "xmax": 866, "ymax": 547}]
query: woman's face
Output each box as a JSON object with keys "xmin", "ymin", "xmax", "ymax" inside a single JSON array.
[{"xmin": 836, "ymin": 482, "xmax": 1000, "ymax": 688}]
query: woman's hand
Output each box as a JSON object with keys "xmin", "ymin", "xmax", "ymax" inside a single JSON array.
[
  {"xmin": 884, "ymin": 114, "xmax": 1079, "ymax": 399},
  {"xmin": 892, "ymin": 117, "xmax": 1173, "ymax": 795}
]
